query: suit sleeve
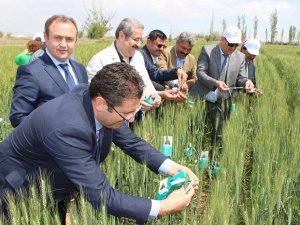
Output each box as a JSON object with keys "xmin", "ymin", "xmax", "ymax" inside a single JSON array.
[
  {"xmin": 235, "ymin": 55, "xmax": 248, "ymax": 87},
  {"xmin": 197, "ymin": 46, "xmax": 217, "ymax": 90},
  {"xmin": 112, "ymin": 123, "xmax": 167, "ymax": 173},
  {"xmin": 44, "ymin": 125, "xmax": 152, "ymax": 224},
  {"xmin": 146, "ymin": 61, "xmax": 177, "ymax": 82},
  {"xmin": 9, "ymin": 65, "xmax": 40, "ymax": 127}
]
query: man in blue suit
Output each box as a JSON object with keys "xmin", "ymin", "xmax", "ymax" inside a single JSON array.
[
  {"xmin": 9, "ymin": 15, "xmax": 88, "ymax": 128},
  {"xmin": 0, "ymin": 63, "xmax": 198, "ymax": 224}
]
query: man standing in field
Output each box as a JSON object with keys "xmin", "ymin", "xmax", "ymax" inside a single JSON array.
[
  {"xmin": 190, "ymin": 26, "xmax": 254, "ymax": 153},
  {"xmin": 0, "ymin": 63, "xmax": 198, "ymax": 225},
  {"xmin": 9, "ymin": 15, "xmax": 88, "ymax": 128}
]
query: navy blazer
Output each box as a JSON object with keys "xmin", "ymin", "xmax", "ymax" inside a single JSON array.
[
  {"xmin": 1, "ymin": 84, "xmax": 167, "ymax": 224},
  {"xmin": 9, "ymin": 53, "xmax": 88, "ymax": 127},
  {"xmin": 139, "ymin": 46, "xmax": 177, "ymax": 82}
]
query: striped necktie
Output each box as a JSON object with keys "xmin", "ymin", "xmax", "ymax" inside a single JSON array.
[{"xmin": 59, "ymin": 63, "xmax": 76, "ymax": 89}]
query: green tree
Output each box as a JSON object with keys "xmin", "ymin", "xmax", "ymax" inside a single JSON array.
[
  {"xmin": 280, "ymin": 28, "xmax": 284, "ymax": 44},
  {"xmin": 253, "ymin": 16, "xmax": 258, "ymax": 39},
  {"xmin": 222, "ymin": 19, "xmax": 227, "ymax": 33},
  {"xmin": 265, "ymin": 28, "xmax": 268, "ymax": 43},
  {"xmin": 241, "ymin": 15, "xmax": 247, "ymax": 41},
  {"xmin": 237, "ymin": 16, "xmax": 241, "ymax": 29},
  {"xmin": 288, "ymin": 26, "xmax": 297, "ymax": 44},
  {"xmin": 0, "ymin": 31, "xmax": 3, "ymax": 38},
  {"xmin": 270, "ymin": 9, "xmax": 278, "ymax": 43},
  {"xmin": 83, "ymin": 0, "xmax": 114, "ymax": 39}
]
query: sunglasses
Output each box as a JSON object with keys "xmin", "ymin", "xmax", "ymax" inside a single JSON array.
[
  {"xmin": 228, "ymin": 43, "xmax": 239, "ymax": 48},
  {"xmin": 225, "ymin": 39, "xmax": 239, "ymax": 48},
  {"xmin": 156, "ymin": 44, "xmax": 167, "ymax": 49}
]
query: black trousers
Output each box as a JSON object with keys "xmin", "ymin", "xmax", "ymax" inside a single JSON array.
[
  {"xmin": 205, "ymin": 99, "xmax": 231, "ymax": 160},
  {"xmin": 58, "ymin": 200, "xmax": 67, "ymax": 225}
]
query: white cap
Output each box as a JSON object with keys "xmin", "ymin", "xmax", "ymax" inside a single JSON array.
[
  {"xmin": 244, "ymin": 39, "xmax": 261, "ymax": 56},
  {"xmin": 33, "ymin": 32, "xmax": 44, "ymax": 42},
  {"xmin": 223, "ymin": 26, "xmax": 241, "ymax": 44}
]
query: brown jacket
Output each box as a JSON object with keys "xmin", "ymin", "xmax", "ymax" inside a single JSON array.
[{"xmin": 157, "ymin": 46, "xmax": 197, "ymax": 88}]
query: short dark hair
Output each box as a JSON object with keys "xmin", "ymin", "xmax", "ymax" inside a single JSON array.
[
  {"xmin": 44, "ymin": 15, "xmax": 78, "ymax": 37},
  {"xmin": 89, "ymin": 62, "xmax": 144, "ymax": 107},
  {"xmin": 148, "ymin": 30, "xmax": 167, "ymax": 41}
]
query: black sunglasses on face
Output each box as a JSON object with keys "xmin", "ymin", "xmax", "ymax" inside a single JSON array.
[
  {"xmin": 227, "ymin": 41, "xmax": 239, "ymax": 48},
  {"xmin": 157, "ymin": 44, "xmax": 167, "ymax": 49}
]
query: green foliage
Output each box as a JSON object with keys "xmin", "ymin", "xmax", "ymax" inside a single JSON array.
[
  {"xmin": 270, "ymin": 9, "xmax": 278, "ymax": 43},
  {"xmin": 87, "ymin": 22, "xmax": 110, "ymax": 39},
  {"xmin": 83, "ymin": 2, "xmax": 114, "ymax": 40},
  {"xmin": 0, "ymin": 32, "xmax": 3, "ymax": 38},
  {"xmin": 78, "ymin": 31, "xmax": 84, "ymax": 39}
]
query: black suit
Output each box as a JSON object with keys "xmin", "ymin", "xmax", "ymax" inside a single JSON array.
[{"xmin": 9, "ymin": 52, "xmax": 88, "ymax": 127}]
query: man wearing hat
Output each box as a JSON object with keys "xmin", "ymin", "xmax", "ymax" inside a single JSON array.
[
  {"xmin": 241, "ymin": 39, "xmax": 261, "ymax": 87},
  {"xmin": 190, "ymin": 26, "xmax": 254, "ymax": 151}
]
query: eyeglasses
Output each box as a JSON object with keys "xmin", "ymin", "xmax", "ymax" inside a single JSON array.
[
  {"xmin": 156, "ymin": 44, "xmax": 167, "ymax": 49},
  {"xmin": 98, "ymin": 94, "xmax": 140, "ymax": 122},
  {"xmin": 109, "ymin": 104, "xmax": 131, "ymax": 122},
  {"xmin": 225, "ymin": 39, "xmax": 239, "ymax": 48}
]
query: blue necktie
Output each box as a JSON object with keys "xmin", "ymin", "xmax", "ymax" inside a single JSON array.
[
  {"xmin": 221, "ymin": 54, "xmax": 228, "ymax": 71},
  {"xmin": 95, "ymin": 128, "xmax": 103, "ymax": 165},
  {"xmin": 59, "ymin": 63, "xmax": 76, "ymax": 89}
]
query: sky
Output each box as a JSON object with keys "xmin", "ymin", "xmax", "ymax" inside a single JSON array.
[{"xmin": 0, "ymin": 0, "xmax": 299, "ymax": 42}]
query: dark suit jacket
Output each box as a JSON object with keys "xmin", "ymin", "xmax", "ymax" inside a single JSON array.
[
  {"xmin": 139, "ymin": 45, "xmax": 177, "ymax": 82},
  {"xmin": 247, "ymin": 61, "xmax": 256, "ymax": 86},
  {"xmin": 1, "ymin": 84, "xmax": 167, "ymax": 224},
  {"xmin": 9, "ymin": 53, "xmax": 88, "ymax": 127},
  {"xmin": 190, "ymin": 44, "xmax": 248, "ymax": 97}
]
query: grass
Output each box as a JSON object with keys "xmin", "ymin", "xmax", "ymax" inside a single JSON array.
[{"xmin": 0, "ymin": 41, "xmax": 299, "ymax": 224}]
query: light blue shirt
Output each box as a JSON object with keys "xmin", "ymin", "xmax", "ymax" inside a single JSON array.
[
  {"xmin": 46, "ymin": 49, "xmax": 78, "ymax": 85},
  {"xmin": 94, "ymin": 120, "xmax": 174, "ymax": 219},
  {"xmin": 174, "ymin": 48, "xmax": 186, "ymax": 68}
]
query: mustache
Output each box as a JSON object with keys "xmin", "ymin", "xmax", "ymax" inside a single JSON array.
[
  {"xmin": 132, "ymin": 45, "xmax": 139, "ymax": 50},
  {"xmin": 179, "ymin": 51, "xmax": 188, "ymax": 56}
]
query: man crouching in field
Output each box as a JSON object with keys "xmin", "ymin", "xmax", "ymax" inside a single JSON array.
[{"xmin": 0, "ymin": 63, "xmax": 198, "ymax": 225}]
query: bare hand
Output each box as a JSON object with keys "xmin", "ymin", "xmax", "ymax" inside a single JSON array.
[
  {"xmin": 140, "ymin": 100, "xmax": 153, "ymax": 111},
  {"xmin": 173, "ymin": 91, "xmax": 188, "ymax": 103},
  {"xmin": 167, "ymin": 163, "xmax": 199, "ymax": 190},
  {"xmin": 158, "ymin": 187, "xmax": 195, "ymax": 216},
  {"xmin": 176, "ymin": 68, "xmax": 188, "ymax": 84},
  {"xmin": 215, "ymin": 81, "xmax": 229, "ymax": 92},
  {"xmin": 158, "ymin": 90, "xmax": 187, "ymax": 102},
  {"xmin": 244, "ymin": 80, "xmax": 254, "ymax": 92},
  {"xmin": 179, "ymin": 83, "xmax": 189, "ymax": 93}
]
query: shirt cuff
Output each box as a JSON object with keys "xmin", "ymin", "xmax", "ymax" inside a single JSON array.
[
  {"xmin": 148, "ymin": 200, "xmax": 160, "ymax": 219},
  {"xmin": 158, "ymin": 158, "xmax": 174, "ymax": 175}
]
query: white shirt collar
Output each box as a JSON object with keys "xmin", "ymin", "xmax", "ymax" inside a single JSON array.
[
  {"xmin": 95, "ymin": 119, "xmax": 103, "ymax": 132},
  {"xmin": 46, "ymin": 48, "xmax": 70, "ymax": 67}
]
